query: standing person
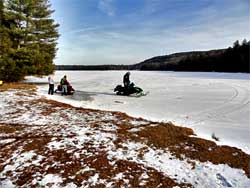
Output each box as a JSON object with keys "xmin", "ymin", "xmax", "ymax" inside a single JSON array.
[
  {"xmin": 123, "ymin": 72, "xmax": 131, "ymax": 89},
  {"xmin": 60, "ymin": 75, "xmax": 68, "ymax": 95},
  {"xmin": 48, "ymin": 76, "xmax": 54, "ymax": 95}
]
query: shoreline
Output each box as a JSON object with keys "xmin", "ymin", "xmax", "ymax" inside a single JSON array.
[
  {"xmin": 35, "ymin": 82, "xmax": 250, "ymax": 155},
  {"xmin": 24, "ymin": 70, "xmax": 250, "ymax": 156}
]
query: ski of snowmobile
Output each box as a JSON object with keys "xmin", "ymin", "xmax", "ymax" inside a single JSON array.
[{"xmin": 135, "ymin": 91, "xmax": 149, "ymax": 97}]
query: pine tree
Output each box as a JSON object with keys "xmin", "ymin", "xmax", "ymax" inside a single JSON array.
[
  {"xmin": 31, "ymin": 0, "xmax": 59, "ymax": 75},
  {"xmin": 1, "ymin": 0, "xmax": 24, "ymax": 82},
  {"xmin": 0, "ymin": 0, "xmax": 59, "ymax": 82},
  {"xmin": 0, "ymin": 0, "xmax": 8, "ymax": 56},
  {"xmin": 233, "ymin": 40, "xmax": 240, "ymax": 48}
]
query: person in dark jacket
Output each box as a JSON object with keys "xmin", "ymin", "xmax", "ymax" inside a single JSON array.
[
  {"xmin": 123, "ymin": 72, "xmax": 131, "ymax": 89},
  {"xmin": 60, "ymin": 75, "xmax": 68, "ymax": 95}
]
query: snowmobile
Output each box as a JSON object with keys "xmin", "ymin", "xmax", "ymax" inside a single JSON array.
[
  {"xmin": 55, "ymin": 84, "xmax": 75, "ymax": 95},
  {"xmin": 114, "ymin": 82, "xmax": 143, "ymax": 96}
]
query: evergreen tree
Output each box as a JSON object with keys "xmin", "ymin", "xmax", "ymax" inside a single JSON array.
[
  {"xmin": 0, "ymin": 0, "xmax": 59, "ymax": 82},
  {"xmin": 233, "ymin": 40, "xmax": 240, "ymax": 48},
  {"xmin": 1, "ymin": 0, "xmax": 23, "ymax": 82},
  {"xmin": 242, "ymin": 39, "xmax": 248, "ymax": 46}
]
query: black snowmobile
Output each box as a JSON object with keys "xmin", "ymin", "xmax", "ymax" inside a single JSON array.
[{"xmin": 114, "ymin": 82, "xmax": 143, "ymax": 96}]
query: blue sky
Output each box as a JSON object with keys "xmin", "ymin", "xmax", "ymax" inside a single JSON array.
[{"xmin": 51, "ymin": 0, "xmax": 250, "ymax": 65}]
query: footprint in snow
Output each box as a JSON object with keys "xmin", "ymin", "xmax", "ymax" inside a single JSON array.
[
  {"xmin": 216, "ymin": 173, "xmax": 232, "ymax": 187},
  {"xmin": 114, "ymin": 101, "xmax": 125, "ymax": 104}
]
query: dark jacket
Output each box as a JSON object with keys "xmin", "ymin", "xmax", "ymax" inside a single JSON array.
[
  {"xmin": 61, "ymin": 78, "xmax": 69, "ymax": 85},
  {"xmin": 123, "ymin": 73, "xmax": 130, "ymax": 87}
]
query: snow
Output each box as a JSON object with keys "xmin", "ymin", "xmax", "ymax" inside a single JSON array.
[
  {"xmin": 139, "ymin": 172, "xmax": 149, "ymax": 186},
  {"xmin": 107, "ymin": 141, "xmax": 250, "ymax": 188},
  {"xmin": 0, "ymin": 179, "xmax": 15, "ymax": 188},
  {"xmin": 0, "ymin": 82, "xmax": 250, "ymax": 188},
  {"xmin": 0, "ymin": 150, "xmax": 45, "ymax": 186},
  {"xmin": 62, "ymin": 183, "xmax": 77, "ymax": 188},
  {"xmin": 40, "ymin": 174, "xmax": 63, "ymax": 187},
  {"xmin": 88, "ymin": 173, "xmax": 99, "ymax": 185},
  {"xmin": 0, "ymin": 138, "xmax": 16, "ymax": 144},
  {"xmin": 114, "ymin": 172, "xmax": 124, "ymax": 180},
  {"xmin": 3, "ymin": 151, "xmax": 37, "ymax": 172},
  {"xmin": 25, "ymin": 71, "xmax": 250, "ymax": 154}
]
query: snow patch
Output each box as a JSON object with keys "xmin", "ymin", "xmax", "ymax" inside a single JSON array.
[
  {"xmin": 0, "ymin": 138, "xmax": 16, "ymax": 144},
  {"xmin": 40, "ymin": 174, "xmax": 63, "ymax": 187},
  {"xmin": 107, "ymin": 141, "xmax": 250, "ymax": 188}
]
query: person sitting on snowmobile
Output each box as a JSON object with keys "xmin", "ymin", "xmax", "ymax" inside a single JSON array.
[
  {"xmin": 123, "ymin": 72, "xmax": 131, "ymax": 91},
  {"xmin": 60, "ymin": 75, "xmax": 69, "ymax": 95}
]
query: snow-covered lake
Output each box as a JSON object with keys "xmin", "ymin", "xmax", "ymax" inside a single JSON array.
[{"xmin": 25, "ymin": 71, "xmax": 250, "ymax": 153}]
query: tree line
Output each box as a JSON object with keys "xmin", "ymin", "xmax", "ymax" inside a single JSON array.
[
  {"xmin": 0, "ymin": 0, "xmax": 59, "ymax": 82},
  {"xmin": 55, "ymin": 64, "xmax": 131, "ymax": 71},
  {"xmin": 56, "ymin": 39, "xmax": 249, "ymax": 73},
  {"xmin": 137, "ymin": 39, "xmax": 249, "ymax": 72}
]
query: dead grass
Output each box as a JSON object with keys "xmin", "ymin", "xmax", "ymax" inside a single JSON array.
[
  {"xmin": 23, "ymin": 138, "xmax": 52, "ymax": 152},
  {"xmin": 132, "ymin": 123, "xmax": 250, "ymax": 178},
  {"xmin": 0, "ymin": 124, "xmax": 25, "ymax": 133},
  {"xmin": 26, "ymin": 97, "xmax": 250, "ymax": 178},
  {"xmin": 1, "ymin": 136, "xmax": 191, "ymax": 187},
  {"xmin": 1, "ymin": 83, "xmax": 250, "ymax": 187},
  {"xmin": 0, "ymin": 82, "xmax": 36, "ymax": 91}
]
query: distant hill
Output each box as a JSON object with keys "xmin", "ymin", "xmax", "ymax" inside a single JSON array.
[
  {"xmin": 55, "ymin": 40, "xmax": 250, "ymax": 73},
  {"xmin": 131, "ymin": 50, "xmax": 226, "ymax": 71}
]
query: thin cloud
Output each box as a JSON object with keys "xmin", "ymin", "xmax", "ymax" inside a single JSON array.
[
  {"xmin": 52, "ymin": 0, "xmax": 250, "ymax": 65},
  {"xmin": 98, "ymin": 0, "xmax": 115, "ymax": 16},
  {"xmin": 56, "ymin": 14, "xmax": 249, "ymax": 65}
]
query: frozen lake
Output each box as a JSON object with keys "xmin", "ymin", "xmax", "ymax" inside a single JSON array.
[{"xmin": 26, "ymin": 71, "xmax": 250, "ymax": 153}]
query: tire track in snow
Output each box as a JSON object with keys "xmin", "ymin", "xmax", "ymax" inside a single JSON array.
[{"xmin": 189, "ymin": 83, "xmax": 250, "ymax": 126}]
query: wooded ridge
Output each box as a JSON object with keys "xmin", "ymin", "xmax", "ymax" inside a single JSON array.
[{"xmin": 56, "ymin": 40, "xmax": 249, "ymax": 73}]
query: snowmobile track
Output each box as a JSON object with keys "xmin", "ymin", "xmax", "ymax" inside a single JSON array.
[{"xmin": 190, "ymin": 83, "xmax": 250, "ymax": 126}]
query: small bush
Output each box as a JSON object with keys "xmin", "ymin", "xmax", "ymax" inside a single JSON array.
[{"xmin": 212, "ymin": 133, "xmax": 220, "ymax": 141}]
